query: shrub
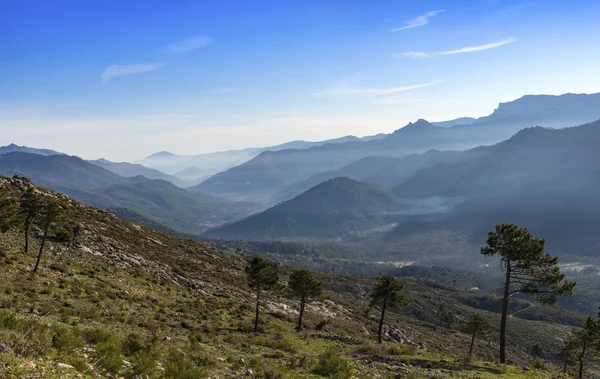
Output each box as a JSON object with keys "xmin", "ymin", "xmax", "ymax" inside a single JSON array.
[
  {"xmin": 122, "ymin": 332, "xmax": 144, "ymax": 357},
  {"xmin": 315, "ymin": 319, "xmax": 329, "ymax": 331},
  {"xmin": 52, "ymin": 326, "xmax": 83, "ymax": 354},
  {"xmin": 310, "ymin": 350, "xmax": 352, "ymax": 378},
  {"xmin": 164, "ymin": 350, "xmax": 205, "ymax": 379},
  {"xmin": 132, "ymin": 343, "xmax": 161, "ymax": 377},
  {"xmin": 96, "ymin": 336, "xmax": 123, "ymax": 374},
  {"xmin": 77, "ymin": 327, "xmax": 112, "ymax": 344}
]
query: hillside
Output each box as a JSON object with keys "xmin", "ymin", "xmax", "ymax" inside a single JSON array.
[
  {"xmin": 0, "ymin": 177, "xmax": 590, "ymax": 378},
  {"xmin": 193, "ymin": 93, "xmax": 600, "ymax": 203},
  {"xmin": 0, "ymin": 152, "xmax": 260, "ymax": 234},
  {"xmin": 204, "ymin": 177, "xmax": 406, "ymax": 240}
]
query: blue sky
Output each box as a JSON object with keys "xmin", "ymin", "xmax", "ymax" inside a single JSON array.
[{"xmin": 1, "ymin": 0, "xmax": 600, "ymax": 161}]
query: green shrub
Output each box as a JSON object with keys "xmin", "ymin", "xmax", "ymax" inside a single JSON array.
[
  {"xmin": 310, "ymin": 350, "xmax": 352, "ymax": 378},
  {"xmin": 52, "ymin": 326, "xmax": 83, "ymax": 353},
  {"xmin": 77, "ymin": 327, "xmax": 112, "ymax": 344},
  {"xmin": 132, "ymin": 343, "xmax": 161, "ymax": 378},
  {"xmin": 122, "ymin": 332, "xmax": 144, "ymax": 357},
  {"xmin": 96, "ymin": 336, "xmax": 123, "ymax": 374},
  {"xmin": 164, "ymin": 350, "xmax": 205, "ymax": 379}
]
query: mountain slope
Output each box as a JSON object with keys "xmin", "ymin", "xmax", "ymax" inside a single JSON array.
[
  {"xmin": 204, "ymin": 177, "xmax": 404, "ymax": 240},
  {"xmin": 0, "ymin": 152, "xmax": 260, "ymax": 234},
  {"xmin": 0, "ymin": 152, "xmax": 127, "ymax": 190},
  {"xmin": 0, "ymin": 177, "xmax": 585, "ymax": 378}
]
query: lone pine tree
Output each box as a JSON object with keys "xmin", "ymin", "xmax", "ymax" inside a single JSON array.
[
  {"xmin": 245, "ymin": 257, "xmax": 279, "ymax": 332},
  {"xmin": 33, "ymin": 199, "xmax": 63, "ymax": 273},
  {"xmin": 481, "ymin": 223, "xmax": 575, "ymax": 363},
  {"xmin": 369, "ymin": 276, "xmax": 408, "ymax": 344},
  {"xmin": 462, "ymin": 314, "xmax": 492, "ymax": 361},
  {"xmin": 18, "ymin": 188, "xmax": 41, "ymax": 255},
  {"xmin": 288, "ymin": 269, "xmax": 322, "ymax": 331}
]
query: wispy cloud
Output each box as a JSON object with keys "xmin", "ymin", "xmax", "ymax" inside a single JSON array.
[
  {"xmin": 163, "ymin": 35, "xmax": 212, "ymax": 53},
  {"xmin": 314, "ymin": 80, "xmax": 442, "ymax": 98},
  {"xmin": 391, "ymin": 10, "xmax": 444, "ymax": 32},
  {"xmin": 402, "ymin": 51, "xmax": 434, "ymax": 58},
  {"xmin": 101, "ymin": 63, "xmax": 164, "ymax": 83},
  {"xmin": 401, "ymin": 38, "xmax": 517, "ymax": 58}
]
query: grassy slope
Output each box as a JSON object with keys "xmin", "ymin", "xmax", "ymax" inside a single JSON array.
[{"xmin": 0, "ymin": 177, "xmax": 588, "ymax": 378}]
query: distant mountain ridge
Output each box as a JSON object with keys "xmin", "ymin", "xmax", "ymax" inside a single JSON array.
[
  {"xmin": 87, "ymin": 158, "xmax": 191, "ymax": 188},
  {"xmin": 0, "ymin": 143, "xmax": 64, "ymax": 156},
  {"xmin": 138, "ymin": 133, "xmax": 386, "ymax": 176},
  {"xmin": 193, "ymin": 92, "xmax": 600, "ymax": 203}
]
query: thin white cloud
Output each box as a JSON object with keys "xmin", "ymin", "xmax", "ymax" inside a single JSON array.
[
  {"xmin": 402, "ymin": 38, "xmax": 517, "ymax": 58},
  {"xmin": 391, "ymin": 10, "xmax": 444, "ymax": 32},
  {"xmin": 101, "ymin": 63, "xmax": 163, "ymax": 83},
  {"xmin": 436, "ymin": 38, "xmax": 517, "ymax": 55},
  {"xmin": 314, "ymin": 80, "xmax": 442, "ymax": 98},
  {"xmin": 164, "ymin": 35, "xmax": 212, "ymax": 53},
  {"xmin": 401, "ymin": 51, "xmax": 433, "ymax": 58}
]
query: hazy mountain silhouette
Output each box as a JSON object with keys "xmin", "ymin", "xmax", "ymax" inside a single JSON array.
[
  {"xmin": 138, "ymin": 133, "xmax": 386, "ymax": 176},
  {"xmin": 88, "ymin": 158, "xmax": 191, "ymax": 187},
  {"xmin": 194, "ymin": 93, "xmax": 600, "ymax": 203},
  {"xmin": 0, "ymin": 143, "xmax": 64, "ymax": 156}
]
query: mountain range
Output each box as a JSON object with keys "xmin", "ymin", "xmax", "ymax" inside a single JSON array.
[
  {"xmin": 137, "ymin": 133, "xmax": 387, "ymax": 177},
  {"xmin": 3, "ymin": 91, "xmax": 600, "ymax": 253},
  {"xmin": 193, "ymin": 93, "xmax": 600, "ymax": 203},
  {"xmin": 0, "ymin": 152, "xmax": 260, "ymax": 234},
  {"xmin": 203, "ymin": 119, "xmax": 600, "ymax": 257}
]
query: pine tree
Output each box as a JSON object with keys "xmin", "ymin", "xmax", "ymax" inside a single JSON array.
[
  {"xmin": 369, "ymin": 276, "xmax": 408, "ymax": 344},
  {"xmin": 245, "ymin": 257, "xmax": 279, "ymax": 332},
  {"xmin": 0, "ymin": 195, "xmax": 18, "ymax": 233},
  {"xmin": 462, "ymin": 314, "xmax": 492, "ymax": 361},
  {"xmin": 558, "ymin": 332, "xmax": 579, "ymax": 376},
  {"xmin": 481, "ymin": 223, "xmax": 575, "ymax": 363},
  {"xmin": 33, "ymin": 199, "xmax": 63, "ymax": 273},
  {"xmin": 577, "ymin": 314, "xmax": 600, "ymax": 379},
  {"xmin": 18, "ymin": 188, "xmax": 41, "ymax": 254},
  {"xmin": 288, "ymin": 269, "xmax": 322, "ymax": 331}
]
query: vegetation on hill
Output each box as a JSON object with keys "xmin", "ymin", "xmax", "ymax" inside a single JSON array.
[
  {"xmin": 204, "ymin": 177, "xmax": 402, "ymax": 240},
  {"xmin": 1, "ymin": 177, "xmax": 596, "ymax": 377}
]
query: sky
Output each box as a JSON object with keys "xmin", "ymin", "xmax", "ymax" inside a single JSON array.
[{"xmin": 1, "ymin": 0, "xmax": 600, "ymax": 161}]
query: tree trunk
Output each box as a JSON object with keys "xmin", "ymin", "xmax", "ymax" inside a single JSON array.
[
  {"xmin": 579, "ymin": 339, "xmax": 587, "ymax": 379},
  {"xmin": 468, "ymin": 328, "xmax": 476, "ymax": 361},
  {"xmin": 33, "ymin": 231, "xmax": 47, "ymax": 273},
  {"xmin": 297, "ymin": 295, "xmax": 305, "ymax": 331},
  {"xmin": 378, "ymin": 299, "xmax": 387, "ymax": 344},
  {"xmin": 500, "ymin": 260, "xmax": 511, "ymax": 363},
  {"xmin": 254, "ymin": 284, "xmax": 260, "ymax": 333},
  {"xmin": 24, "ymin": 217, "xmax": 30, "ymax": 254}
]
